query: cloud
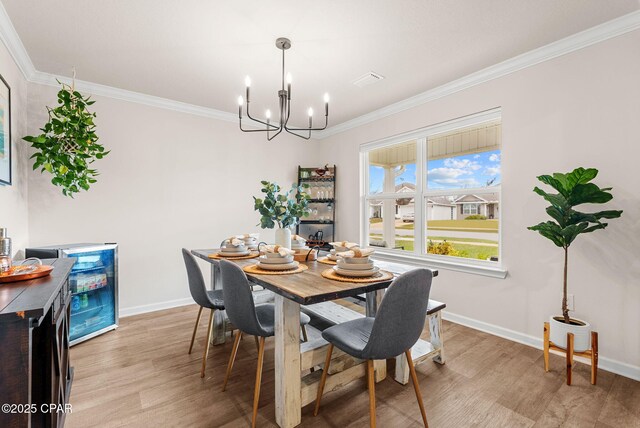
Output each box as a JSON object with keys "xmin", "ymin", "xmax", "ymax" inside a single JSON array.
[
  {"xmin": 485, "ymin": 166, "xmax": 501, "ymax": 176},
  {"xmin": 473, "ymin": 154, "xmax": 481, "ymax": 159},
  {"xmin": 443, "ymin": 158, "xmax": 481, "ymax": 171},
  {"xmin": 489, "ymin": 153, "xmax": 501, "ymax": 162},
  {"xmin": 428, "ymin": 167, "xmax": 469, "ymax": 180}
]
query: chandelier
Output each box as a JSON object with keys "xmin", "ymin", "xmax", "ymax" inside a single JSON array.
[{"xmin": 237, "ymin": 37, "xmax": 329, "ymax": 140}]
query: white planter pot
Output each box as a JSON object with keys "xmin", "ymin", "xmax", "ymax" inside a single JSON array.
[
  {"xmin": 274, "ymin": 228, "xmax": 292, "ymax": 249},
  {"xmin": 549, "ymin": 315, "xmax": 591, "ymax": 352}
]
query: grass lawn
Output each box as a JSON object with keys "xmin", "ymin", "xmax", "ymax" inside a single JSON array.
[
  {"xmin": 427, "ymin": 236, "xmax": 498, "ymax": 245},
  {"xmin": 369, "ymin": 234, "xmax": 498, "ymax": 260},
  {"xmin": 397, "ymin": 219, "xmax": 498, "ymax": 233}
]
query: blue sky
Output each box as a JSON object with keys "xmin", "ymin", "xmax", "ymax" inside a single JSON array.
[{"xmin": 369, "ymin": 149, "xmax": 501, "ymax": 193}]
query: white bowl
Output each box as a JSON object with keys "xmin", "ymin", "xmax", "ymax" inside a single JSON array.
[
  {"xmin": 218, "ymin": 250, "xmax": 250, "ymax": 257},
  {"xmin": 263, "ymin": 252, "xmax": 289, "ymax": 259},
  {"xmin": 333, "ymin": 266, "xmax": 380, "ymax": 277},
  {"xmin": 221, "ymin": 245, "xmax": 247, "ymax": 253},
  {"xmin": 257, "ymin": 261, "xmax": 299, "ymax": 271},
  {"xmin": 259, "ymin": 255, "xmax": 294, "ymax": 264},
  {"xmin": 337, "ymin": 260, "xmax": 374, "ymax": 270},
  {"xmin": 342, "ymin": 256, "xmax": 371, "ymax": 264},
  {"xmin": 331, "ymin": 246, "xmax": 350, "ymax": 253}
]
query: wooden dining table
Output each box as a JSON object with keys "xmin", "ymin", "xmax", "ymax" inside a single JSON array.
[{"xmin": 192, "ymin": 249, "xmax": 439, "ymax": 428}]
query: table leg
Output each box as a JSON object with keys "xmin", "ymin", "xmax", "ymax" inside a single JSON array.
[
  {"xmin": 210, "ymin": 263, "xmax": 227, "ymax": 345},
  {"xmin": 275, "ymin": 295, "xmax": 301, "ymax": 428},
  {"xmin": 366, "ymin": 290, "xmax": 387, "ymax": 383}
]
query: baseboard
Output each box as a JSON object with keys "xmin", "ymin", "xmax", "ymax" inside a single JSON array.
[
  {"xmin": 119, "ymin": 297, "xmax": 194, "ymax": 318},
  {"xmin": 442, "ymin": 311, "xmax": 640, "ymax": 382}
]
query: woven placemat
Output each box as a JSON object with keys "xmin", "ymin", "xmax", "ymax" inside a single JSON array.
[
  {"xmin": 317, "ymin": 256, "xmax": 337, "ymax": 265},
  {"xmin": 208, "ymin": 251, "xmax": 259, "ymax": 260},
  {"xmin": 243, "ymin": 263, "xmax": 309, "ymax": 275},
  {"xmin": 321, "ymin": 268, "xmax": 394, "ymax": 283}
]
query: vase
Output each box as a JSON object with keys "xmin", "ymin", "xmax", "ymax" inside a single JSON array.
[
  {"xmin": 274, "ymin": 228, "xmax": 292, "ymax": 249},
  {"xmin": 549, "ymin": 315, "xmax": 592, "ymax": 352}
]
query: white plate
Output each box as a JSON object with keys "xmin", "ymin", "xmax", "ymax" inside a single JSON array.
[
  {"xmin": 221, "ymin": 246, "xmax": 247, "ymax": 253},
  {"xmin": 263, "ymin": 252, "xmax": 291, "ymax": 258},
  {"xmin": 328, "ymin": 254, "xmax": 339, "ymax": 261},
  {"xmin": 257, "ymin": 261, "xmax": 299, "ymax": 271},
  {"xmin": 336, "ymin": 261, "xmax": 375, "ymax": 270},
  {"xmin": 218, "ymin": 250, "xmax": 251, "ymax": 257},
  {"xmin": 341, "ymin": 257, "xmax": 371, "ymax": 264},
  {"xmin": 333, "ymin": 266, "xmax": 380, "ymax": 277},
  {"xmin": 259, "ymin": 255, "xmax": 294, "ymax": 264}
]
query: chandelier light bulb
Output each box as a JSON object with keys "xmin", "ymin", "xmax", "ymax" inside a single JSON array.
[
  {"xmin": 324, "ymin": 93, "xmax": 330, "ymax": 103},
  {"xmin": 308, "ymin": 108, "xmax": 314, "ymax": 117},
  {"xmin": 266, "ymin": 109, "xmax": 271, "ymax": 119},
  {"xmin": 245, "ymin": 76, "xmax": 251, "ymax": 87},
  {"xmin": 237, "ymin": 96, "xmax": 244, "ymax": 106}
]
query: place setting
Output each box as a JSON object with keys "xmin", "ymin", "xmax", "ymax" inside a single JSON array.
[
  {"xmin": 208, "ymin": 234, "xmax": 260, "ymax": 260},
  {"xmin": 317, "ymin": 241, "xmax": 359, "ymax": 265},
  {"xmin": 320, "ymin": 245, "xmax": 394, "ymax": 283},
  {"xmin": 243, "ymin": 244, "xmax": 309, "ymax": 275}
]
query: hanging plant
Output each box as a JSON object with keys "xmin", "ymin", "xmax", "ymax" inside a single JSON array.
[{"xmin": 23, "ymin": 75, "xmax": 108, "ymax": 197}]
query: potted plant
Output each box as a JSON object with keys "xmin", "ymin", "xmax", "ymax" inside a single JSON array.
[
  {"xmin": 528, "ymin": 167, "xmax": 622, "ymax": 351},
  {"xmin": 253, "ymin": 181, "xmax": 311, "ymax": 248},
  {"xmin": 23, "ymin": 79, "xmax": 108, "ymax": 197}
]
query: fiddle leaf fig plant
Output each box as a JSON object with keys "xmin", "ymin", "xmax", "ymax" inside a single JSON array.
[
  {"xmin": 23, "ymin": 80, "xmax": 109, "ymax": 197},
  {"xmin": 253, "ymin": 181, "xmax": 311, "ymax": 229},
  {"xmin": 528, "ymin": 167, "xmax": 622, "ymax": 324}
]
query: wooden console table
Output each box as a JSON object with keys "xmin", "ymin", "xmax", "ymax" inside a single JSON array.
[{"xmin": 0, "ymin": 258, "xmax": 75, "ymax": 428}]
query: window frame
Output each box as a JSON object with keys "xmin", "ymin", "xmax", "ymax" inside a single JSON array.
[{"xmin": 360, "ymin": 108, "xmax": 506, "ymax": 278}]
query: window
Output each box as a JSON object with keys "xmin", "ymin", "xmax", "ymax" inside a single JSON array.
[{"xmin": 361, "ymin": 110, "xmax": 502, "ymax": 273}]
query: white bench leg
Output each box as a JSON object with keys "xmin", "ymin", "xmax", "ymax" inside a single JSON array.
[{"xmin": 428, "ymin": 311, "xmax": 445, "ymax": 364}]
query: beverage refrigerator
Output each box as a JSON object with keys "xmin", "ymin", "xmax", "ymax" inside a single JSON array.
[{"xmin": 25, "ymin": 243, "xmax": 119, "ymax": 345}]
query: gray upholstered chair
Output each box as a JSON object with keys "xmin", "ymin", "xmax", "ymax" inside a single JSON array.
[
  {"xmin": 182, "ymin": 248, "xmax": 226, "ymax": 378},
  {"xmin": 219, "ymin": 259, "xmax": 311, "ymax": 428},
  {"xmin": 314, "ymin": 268, "xmax": 433, "ymax": 428}
]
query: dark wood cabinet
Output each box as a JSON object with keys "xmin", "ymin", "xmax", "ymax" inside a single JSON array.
[{"xmin": 0, "ymin": 258, "xmax": 75, "ymax": 428}]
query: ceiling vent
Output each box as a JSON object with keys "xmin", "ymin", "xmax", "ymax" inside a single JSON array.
[{"xmin": 353, "ymin": 71, "xmax": 385, "ymax": 88}]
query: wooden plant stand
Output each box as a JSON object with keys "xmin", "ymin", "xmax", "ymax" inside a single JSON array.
[{"xmin": 543, "ymin": 321, "xmax": 598, "ymax": 385}]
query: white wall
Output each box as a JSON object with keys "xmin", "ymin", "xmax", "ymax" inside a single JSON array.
[
  {"xmin": 0, "ymin": 40, "xmax": 28, "ymax": 255},
  {"xmin": 319, "ymin": 30, "xmax": 640, "ymax": 376},
  {"xmin": 26, "ymin": 84, "xmax": 319, "ymax": 315}
]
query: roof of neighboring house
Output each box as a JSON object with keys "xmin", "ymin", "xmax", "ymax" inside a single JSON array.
[
  {"xmin": 453, "ymin": 193, "xmax": 499, "ymax": 204},
  {"xmin": 427, "ymin": 196, "xmax": 455, "ymax": 207}
]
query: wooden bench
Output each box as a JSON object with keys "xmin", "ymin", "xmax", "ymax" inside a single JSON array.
[{"xmin": 301, "ymin": 298, "xmax": 446, "ymax": 386}]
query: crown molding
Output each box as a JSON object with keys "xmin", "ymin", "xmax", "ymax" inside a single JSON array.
[
  {"xmin": 0, "ymin": 0, "xmax": 36, "ymax": 79},
  {"xmin": 314, "ymin": 9, "xmax": 640, "ymax": 139},
  {"xmin": 29, "ymin": 70, "xmax": 239, "ymax": 123},
  {"xmin": 1, "ymin": 1, "xmax": 639, "ymax": 135}
]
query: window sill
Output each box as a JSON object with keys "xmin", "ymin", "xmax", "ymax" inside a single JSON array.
[{"xmin": 370, "ymin": 250, "xmax": 508, "ymax": 279}]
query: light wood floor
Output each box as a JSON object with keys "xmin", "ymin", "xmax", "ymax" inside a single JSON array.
[{"xmin": 66, "ymin": 304, "xmax": 640, "ymax": 427}]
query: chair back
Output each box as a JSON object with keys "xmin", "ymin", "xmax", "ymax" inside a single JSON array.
[
  {"xmin": 182, "ymin": 248, "xmax": 214, "ymax": 308},
  {"xmin": 362, "ymin": 269, "xmax": 433, "ymax": 360},
  {"xmin": 219, "ymin": 260, "xmax": 266, "ymax": 337}
]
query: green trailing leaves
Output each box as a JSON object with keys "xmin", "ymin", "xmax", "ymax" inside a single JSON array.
[
  {"xmin": 253, "ymin": 181, "xmax": 311, "ymax": 229},
  {"xmin": 23, "ymin": 80, "xmax": 108, "ymax": 197}
]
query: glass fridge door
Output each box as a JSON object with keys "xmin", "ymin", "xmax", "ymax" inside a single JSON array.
[{"xmin": 64, "ymin": 246, "xmax": 117, "ymax": 343}]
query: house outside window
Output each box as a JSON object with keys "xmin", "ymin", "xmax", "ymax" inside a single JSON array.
[{"xmin": 362, "ymin": 109, "xmax": 503, "ymax": 275}]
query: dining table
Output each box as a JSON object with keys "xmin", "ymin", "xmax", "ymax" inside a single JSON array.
[{"xmin": 192, "ymin": 249, "xmax": 440, "ymax": 428}]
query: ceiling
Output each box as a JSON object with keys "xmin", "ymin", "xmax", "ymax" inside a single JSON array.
[{"xmin": 3, "ymin": 1, "xmax": 639, "ymax": 127}]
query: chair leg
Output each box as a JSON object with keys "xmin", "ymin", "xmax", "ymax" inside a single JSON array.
[
  {"xmin": 367, "ymin": 359, "xmax": 376, "ymax": 428},
  {"xmin": 200, "ymin": 309, "xmax": 215, "ymax": 378},
  {"xmin": 222, "ymin": 330, "xmax": 242, "ymax": 391},
  {"xmin": 405, "ymin": 349, "xmax": 429, "ymax": 428},
  {"xmin": 313, "ymin": 344, "xmax": 334, "ymax": 416},
  {"xmin": 252, "ymin": 337, "xmax": 266, "ymax": 428},
  {"xmin": 188, "ymin": 306, "xmax": 203, "ymax": 354},
  {"xmin": 301, "ymin": 325, "xmax": 309, "ymax": 342}
]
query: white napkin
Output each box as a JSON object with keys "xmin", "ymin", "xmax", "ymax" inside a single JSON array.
[
  {"xmin": 224, "ymin": 237, "xmax": 245, "ymax": 247},
  {"xmin": 262, "ymin": 245, "xmax": 296, "ymax": 256},
  {"xmin": 338, "ymin": 248, "xmax": 375, "ymax": 258},
  {"xmin": 238, "ymin": 233, "xmax": 259, "ymax": 240},
  {"xmin": 329, "ymin": 241, "xmax": 359, "ymax": 250}
]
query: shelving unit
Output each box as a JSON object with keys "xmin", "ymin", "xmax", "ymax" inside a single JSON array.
[{"xmin": 296, "ymin": 165, "xmax": 336, "ymax": 250}]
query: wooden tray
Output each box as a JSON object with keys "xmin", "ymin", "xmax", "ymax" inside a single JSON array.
[{"xmin": 0, "ymin": 265, "xmax": 54, "ymax": 284}]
